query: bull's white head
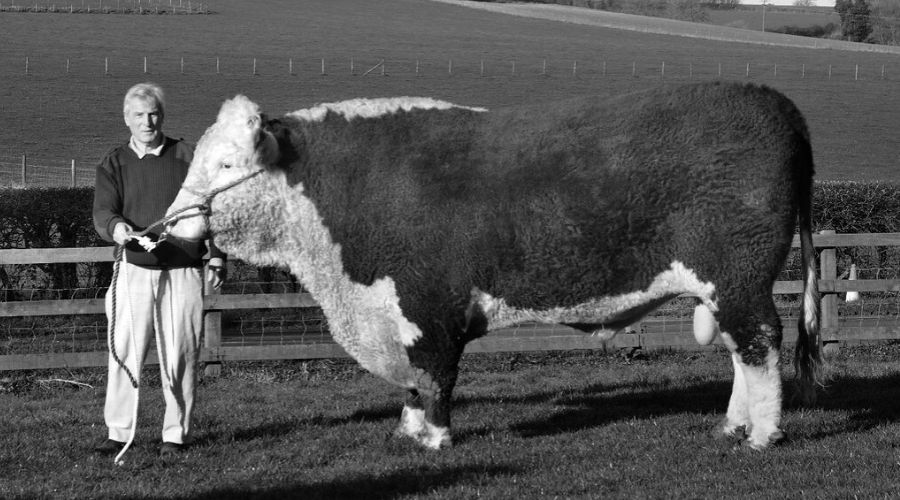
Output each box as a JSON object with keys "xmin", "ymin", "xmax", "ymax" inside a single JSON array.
[{"xmin": 164, "ymin": 95, "xmax": 280, "ymax": 243}]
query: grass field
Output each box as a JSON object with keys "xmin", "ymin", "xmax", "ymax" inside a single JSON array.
[
  {"xmin": 1, "ymin": 0, "xmax": 900, "ymax": 182},
  {"xmin": 2, "ymin": 346, "xmax": 900, "ymax": 498}
]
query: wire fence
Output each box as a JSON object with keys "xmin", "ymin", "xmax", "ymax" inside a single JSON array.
[
  {"xmin": 0, "ymin": 0, "xmax": 210, "ymax": 14},
  {"xmin": 0, "ymin": 154, "xmax": 92, "ymax": 187},
  {"xmin": 8, "ymin": 54, "xmax": 900, "ymax": 81}
]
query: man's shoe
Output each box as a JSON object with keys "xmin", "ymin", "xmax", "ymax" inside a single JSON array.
[
  {"xmin": 93, "ymin": 439, "xmax": 126, "ymax": 455},
  {"xmin": 159, "ymin": 442, "xmax": 185, "ymax": 456}
]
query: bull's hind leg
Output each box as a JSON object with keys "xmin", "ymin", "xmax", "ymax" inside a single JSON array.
[{"xmin": 718, "ymin": 298, "xmax": 785, "ymax": 450}]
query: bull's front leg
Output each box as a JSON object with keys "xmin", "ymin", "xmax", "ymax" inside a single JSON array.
[{"xmin": 396, "ymin": 388, "xmax": 453, "ymax": 449}]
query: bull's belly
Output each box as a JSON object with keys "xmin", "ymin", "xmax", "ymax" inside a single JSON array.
[{"xmin": 468, "ymin": 261, "xmax": 719, "ymax": 340}]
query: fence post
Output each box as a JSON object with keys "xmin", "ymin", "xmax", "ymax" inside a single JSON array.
[
  {"xmin": 203, "ymin": 262, "xmax": 223, "ymax": 377},
  {"xmin": 71, "ymin": 159, "xmax": 76, "ymax": 187},
  {"xmin": 21, "ymin": 154, "xmax": 26, "ymax": 185},
  {"xmin": 819, "ymin": 229, "xmax": 840, "ymax": 355}
]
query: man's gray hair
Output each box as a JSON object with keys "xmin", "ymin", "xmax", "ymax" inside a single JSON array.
[{"xmin": 123, "ymin": 82, "xmax": 165, "ymax": 117}]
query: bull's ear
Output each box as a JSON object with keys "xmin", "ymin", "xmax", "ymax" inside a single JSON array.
[{"xmin": 255, "ymin": 125, "xmax": 280, "ymax": 167}]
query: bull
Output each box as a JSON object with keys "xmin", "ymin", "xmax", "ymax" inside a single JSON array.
[{"xmin": 164, "ymin": 82, "xmax": 822, "ymax": 451}]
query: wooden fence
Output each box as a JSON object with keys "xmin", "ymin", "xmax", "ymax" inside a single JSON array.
[{"xmin": 3, "ymin": 230, "xmax": 900, "ymax": 374}]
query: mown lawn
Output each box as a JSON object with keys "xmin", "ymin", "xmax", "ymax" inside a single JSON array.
[{"xmin": 2, "ymin": 345, "xmax": 900, "ymax": 499}]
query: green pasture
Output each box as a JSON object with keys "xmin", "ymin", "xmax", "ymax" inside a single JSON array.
[
  {"xmin": 2, "ymin": 347, "xmax": 900, "ymax": 498},
  {"xmin": 1, "ymin": 0, "xmax": 899, "ymax": 182}
]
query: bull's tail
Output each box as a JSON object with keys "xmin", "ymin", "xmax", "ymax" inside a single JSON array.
[{"xmin": 793, "ymin": 156, "xmax": 824, "ymax": 406}]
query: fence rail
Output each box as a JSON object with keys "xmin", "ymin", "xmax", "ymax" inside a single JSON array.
[{"xmin": 3, "ymin": 231, "xmax": 900, "ymax": 372}]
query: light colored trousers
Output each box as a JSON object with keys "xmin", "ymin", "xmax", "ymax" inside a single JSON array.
[{"xmin": 104, "ymin": 262, "xmax": 203, "ymax": 444}]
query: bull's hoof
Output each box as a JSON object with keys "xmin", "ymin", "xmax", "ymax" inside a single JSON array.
[
  {"xmin": 715, "ymin": 419, "xmax": 747, "ymax": 442},
  {"xmin": 741, "ymin": 430, "xmax": 787, "ymax": 451},
  {"xmin": 395, "ymin": 406, "xmax": 452, "ymax": 450}
]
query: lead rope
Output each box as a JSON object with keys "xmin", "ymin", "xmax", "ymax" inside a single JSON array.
[{"xmin": 110, "ymin": 247, "xmax": 140, "ymax": 466}]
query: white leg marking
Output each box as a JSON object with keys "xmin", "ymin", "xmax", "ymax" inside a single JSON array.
[
  {"xmin": 722, "ymin": 352, "xmax": 750, "ymax": 437},
  {"xmin": 395, "ymin": 405, "xmax": 452, "ymax": 450},
  {"xmin": 421, "ymin": 422, "xmax": 452, "ymax": 450},
  {"xmin": 740, "ymin": 348, "xmax": 783, "ymax": 450},
  {"xmin": 692, "ymin": 304, "xmax": 719, "ymax": 345},
  {"xmin": 396, "ymin": 405, "xmax": 427, "ymax": 440}
]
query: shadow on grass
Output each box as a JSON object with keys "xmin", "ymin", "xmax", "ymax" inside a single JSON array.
[
  {"xmin": 196, "ymin": 402, "xmax": 401, "ymax": 445},
  {"xmin": 807, "ymin": 371, "xmax": 900, "ymax": 438},
  {"xmin": 496, "ymin": 371, "xmax": 900, "ymax": 441},
  {"xmin": 506, "ymin": 379, "xmax": 733, "ymax": 439},
  {"xmin": 178, "ymin": 462, "xmax": 520, "ymax": 500},
  {"xmin": 201, "ymin": 366, "xmax": 900, "ymax": 448}
]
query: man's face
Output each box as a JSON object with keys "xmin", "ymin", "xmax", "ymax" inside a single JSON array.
[{"xmin": 124, "ymin": 97, "xmax": 164, "ymax": 148}]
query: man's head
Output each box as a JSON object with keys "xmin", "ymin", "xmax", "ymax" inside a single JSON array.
[{"xmin": 123, "ymin": 82, "xmax": 165, "ymax": 149}]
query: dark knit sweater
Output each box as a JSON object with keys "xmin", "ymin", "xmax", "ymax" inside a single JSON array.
[{"xmin": 93, "ymin": 136, "xmax": 224, "ymax": 268}]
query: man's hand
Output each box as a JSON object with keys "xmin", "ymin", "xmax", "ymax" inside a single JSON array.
[
  {"xmin": 207, "ymin": 257, "xmax": 227, "ymax": 290},
  {"xmin": 113, "ymin": 222, "xmax": 134, "ymax": 246}
]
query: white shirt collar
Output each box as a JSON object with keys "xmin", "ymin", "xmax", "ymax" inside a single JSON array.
[{"xmin": 129, "ymin": 136, "xmax": 165, "ymax": 159}]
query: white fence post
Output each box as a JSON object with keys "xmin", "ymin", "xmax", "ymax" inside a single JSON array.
[
  {"xmin": 21, "ymin": 154, "xmax": 26, "ymax": 185},
  {"xmin": 71, "ymin": 160, "xmax": 76, "ymax": 187}
]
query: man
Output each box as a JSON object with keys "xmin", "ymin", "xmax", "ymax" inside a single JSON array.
[{"xmin": 92, "ymin": 82, "xmax": 225, "ymax": 457}]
